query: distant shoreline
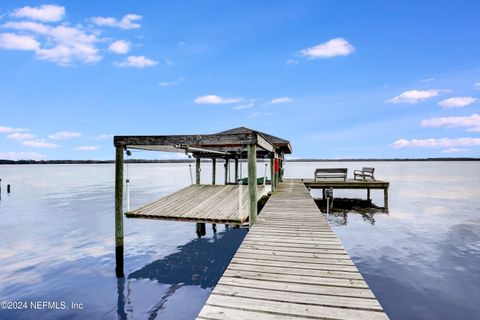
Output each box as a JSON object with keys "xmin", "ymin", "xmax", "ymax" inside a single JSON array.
[{"xmin": 1, "ymin": 158, "xmax": 479, "ymax": 165}]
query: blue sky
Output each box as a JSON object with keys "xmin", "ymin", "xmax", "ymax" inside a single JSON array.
[{"xmin": 0, "ymin": 0, "xmax": 479, "ymax": 160}]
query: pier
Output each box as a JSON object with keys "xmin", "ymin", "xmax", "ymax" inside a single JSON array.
[
  {"xmin": 196, "ymin": 180, "xmax": 388, "ymax": 320},
  {"xmin": 113, "ymin": 127, "xmax": 389, "ymax": 319}
]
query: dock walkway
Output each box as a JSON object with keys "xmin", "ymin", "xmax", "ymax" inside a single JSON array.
[{"xmin": 197, "ymin": 179, "xmax": 388, "ymax": 320}]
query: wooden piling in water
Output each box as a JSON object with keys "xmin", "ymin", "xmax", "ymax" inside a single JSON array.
[
  {"xmin": 212, "ymin": 158, "xmax": 216, "ymax": 185},
  {"xmin": 195, "ymin": 157, "xmax": 201, "ymax": 185},
  {"xmin": 224, "ymin": 158, "xmax": 229, "ymax": 184},
  {"xmin": 115, "ymin": 146, "xmax": 124, "ymax": 278},
  {"xmin": 234, "ymin": 158, "xmax": 239, "ymax": 183},
  {"xmin": 367, "ymin": 188, "xmax": 371, "ymax": 202},
  {"xmin": 270, "ymin": 156, "xmax": 275, "ymax": 192},
  {"xmin": 247, "ymin": 144, "xmax": 257, "ymax": 228},
  {"xmin": 384, "ymin": 187, "xmax": 389, "ymax": 212}
]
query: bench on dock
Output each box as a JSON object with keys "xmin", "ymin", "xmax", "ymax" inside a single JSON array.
[
  {"xmin": 314, "ymin": 168, "xmax": 347, "ymax": 181},
  {"xmin": 354, "ymin": 167, "xmax": 375, "ymax": 180}
]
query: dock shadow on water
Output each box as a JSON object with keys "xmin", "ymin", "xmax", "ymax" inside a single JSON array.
[
  {"xmin": 314, "ymin": 197, "xmax": 387, "ymax": 226},
  {"xmin": 119, "ymin": 226, "xmax": 247, "ymax": 320}
]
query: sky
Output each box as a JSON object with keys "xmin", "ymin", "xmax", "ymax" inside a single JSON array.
[{"xmin": 0, "ymin": 0, "xmax": 479, "ymax": 160}]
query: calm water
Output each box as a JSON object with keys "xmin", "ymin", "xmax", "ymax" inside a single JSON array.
[{"xmin": 0, "ymin": 161, "xmax": 479, "ymax": 320}]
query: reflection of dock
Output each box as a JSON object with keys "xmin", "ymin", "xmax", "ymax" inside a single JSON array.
[
  {"xmin": 197, "ymin": 180, "xmax": 389, "ymax": 320},
  {"xmin": 304, "ymin": 178, "xmax": 390, "ymax": 211}
]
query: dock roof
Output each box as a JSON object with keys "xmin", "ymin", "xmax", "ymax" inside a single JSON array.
[{"xmin": 114, "ymin": 127, "xmax": 291, "ymax": 157}]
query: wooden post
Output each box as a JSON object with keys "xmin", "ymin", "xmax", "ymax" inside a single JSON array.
[
  {"xmin": 270, "ymin": 156, "xmax": 275, "ymax": 192},
  {"xmin": 234, "ymin": 158, "xmax": 239, "ymax": 183},
  {"xmin": 384, "ymin": 187, "xmax": 389, "ymax": 212},
  {"xmin": 247, "ymin": 144, "xmax": 257, "ymax": 228},
  {"xmin": 7, "ymin": 184, "xmax": 11, "ymax": 193},
  {"xmin": 115, "ymin": 146, "xmax": 124, "ymax": 278},
  {"xmin": 195, "ymin": 157, "xmax": 201, "ymax": 184},
  {"xmin": 224, "ymin": 158, "xmax": 229, "ymax": 184},
  {"xmin": 367, "ymin": 188, "xmax": 371, "ymax": 202},
  {"xmin": 212, "ymin": 158, "xmax": 216, "ymax": 185},
  {"xmin": 279, "ymin": 159, "xmax": 283, "ymax": 182}
]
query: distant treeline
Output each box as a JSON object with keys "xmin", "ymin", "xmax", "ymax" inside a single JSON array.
[{"xmin": 1, "ymin": 157, "xmax": 479, "ymax": 165}]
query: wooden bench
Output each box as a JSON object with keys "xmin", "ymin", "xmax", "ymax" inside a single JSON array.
[
  {"xmin": 354, "ymin": 167, "xmax": 375, "ymax": 180},
  {"xmin": 314, "ymin": 168, "xmax": 347, "ymax": 181}
]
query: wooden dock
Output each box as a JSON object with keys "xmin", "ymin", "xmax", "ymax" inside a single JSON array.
[
  {"xmin": 197, "ymin": 180, "xmax": 389, "ymax": 320},
  {"xmin": 126, "ymin": 184, "xmax": 269, "ymax": 224},
  {"xmin": 304, "ymin": 179, "xmax": 389, "ymax": 210}
]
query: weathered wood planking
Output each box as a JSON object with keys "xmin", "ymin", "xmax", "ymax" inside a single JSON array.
[
  {"xmin": 196, "ymin": 180, "xmax": 389, "ymax": 320},
  {"xmin": 304, "ymin": 178, "xmax": 389, "ymax": 189},
  {"xmin": 125, "ymin": 184, "xmax": 269, "ymax": 224}
]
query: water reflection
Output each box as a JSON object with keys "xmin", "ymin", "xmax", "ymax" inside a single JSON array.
[
  {"xmin": 117, "ymin": 226, "xmax": 247, "ymax": 319},
  {"xmin": 313, "ymin": 197, "xmax": 387, "ymax": 226}
]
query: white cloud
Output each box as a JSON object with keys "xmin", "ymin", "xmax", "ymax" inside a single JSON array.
[
  {"xmin": 108, "ymin": 40, "xmax": 130, "ymax": 54},
  {"xmin": 442, "ymin": 148, "xmax": 468, "ymax": 154},
  {"xmin": 421, "ymin": 114, "xmax": 480, "ymax": 132},
  {"xmin": 35, "ymin": 25, "xmax": 101, "ymax": 65},
  {"xmin": 387, "ymin": 89, "xmax": 440, "ymax": 104},
  {"xmin": 475, "ymin": 82, "xmax": 480, "ymax": 90},
  {"xmin": 7, "ymin": 133, "xmax": 34, "ymax": 140},
  {"xmin": 48, "ymin": 131, "xmax": 81, "ymax": 140},
  {"xmin": 0, "ymin": 126, "xmax": 29, "ymax": 133},
  {"xmin": 299, "ymin": 38, "xmax": 354, "ymax": 59},
  {"xmin": 91, "ymin": 14, "xmax": 142, "ymax": 30},
  {"xmin": 22, "ymin": 140, "xmax": 59, "ymax": 148},
  {"xmin": 0, "ymin": 33, "xmax": 39, "ymax": 50},
  {"xmin": 12, "ymin": 4, "xmax": 65, "ymax": 22},
  {"xmin": 439, "ymin": 96, "xmax": 477, "ymax": 108},
  {"xmin": 91, "ymin": 134, "xmax": 113, "ymax": 141},
  {"xmin": 194, "ymin": 95, "xmax": 242, "ymax": 104},
  {"xmin": 0, "ymin": 151, "xmax": 47, "ymax": 160},
  {"xmin": 77, "ymin": 146, "xmax": 99, "ymax": 151},
  {"xmin": 115, "ymin": 55, "xmax": 158, "ymax": 68},
  {"xmin": 391, "ymin": 137, "xmax": 480, "ymax": 149},
  {"xmin": 2, "ymin": 21, "xmax": 50, "ymax": 34},
  {"xmin": 158, "ymin": 77, "xmax": 184, "ymax": 87},
  {"xmin": 249, "ymin": 112, "xmax": 274, "ymax": 118},
  {"xmin": 420, "ymin": 78, "xmax": 435, "ymax": 83},
  {"xmin": 232, "ymin": 102, "xmax": 254, "ymax": 110},
  {"xmin": 270, "ymin": 97, "xmax": 292, "ymax": 104},
  {"xmin": 286, "ymin": 59, "xmax": 298, "ymax": 65},
  {"xmin": 1, "ymin": 20, "xmax": 101, "ymax": 65}
]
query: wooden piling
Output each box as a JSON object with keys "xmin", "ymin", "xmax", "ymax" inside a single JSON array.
[
  {"xmin": 7, "ymin": 184, "xmax": 11, "ymax": 194},
  {"xmin": 247, "ymin": 144, "xmax": 257, "ymax": 228},
  {"xmin": 212, "ymin": 158, "xmax": 216, "ymax": 185},
  {"xmin": 384, "ymin": 187, "xmax": 389, "ymax": 212},
  {"xmin": 367, "ymin": 188, "xmax": 371, "ymax": 202},
  {"xmin": 115, "ymin": 146, "xmax": 124, "ymax": 278},
  {"xmin": 270, "ymin": 156, "xmax": 275, "ymax": 192},
  {"xmin": 234, "ymin": 158, "xmax": 239, "ymax": 183},
  {"xmin": 195, "ymin": 157, "xmax": 201, "ymax": 185},
  {"xmin": 224, "ymin": 158, "xmax": 229, "ymax": 184}
]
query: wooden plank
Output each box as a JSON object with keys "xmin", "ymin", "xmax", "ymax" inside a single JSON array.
[
  {"xmin": 213, "ymin": 284, "xmax": 383, "ymax": 311},
  {"xmin": 203, "ymin": 294, "xmax": 388, "ymax": 320},
  {"xmin": 196, "ymin": 179, "xmax": 388, "ymax": 319}
]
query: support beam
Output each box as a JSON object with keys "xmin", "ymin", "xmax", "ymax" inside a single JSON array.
[
  {"xmin": 212, "ymin": 158, "xmax": 216, "ymax": 185},
  {"xmin": 367, "ymin": 188, "xmax": 371, "ymax": 202},
  {"xmin": 270, "ymin": 156, "xmax": 275, "ymax": 192},
  {"xmin": 224, "ymin": 158, "xmax": 229, "ymax": 184},
  {"xmin": 234, "ymin": 158, "xmax": 239, "ymax": 183},
  {"xmin": 195, "ymin": 157, "xmax": 201, "ymax": 184},
  {"xmin": 247, "ymin": 144, "xmax": 257, "ymax": 228},
  {"xmin": 115, "ymin": 146, "xmax": 124, "ymax": 278},
  {"xmin": 384, "ymin": 187, "xmax": 389, "ymax": 212}
]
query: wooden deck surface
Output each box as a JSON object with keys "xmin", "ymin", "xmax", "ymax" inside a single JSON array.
[
  {"xmin": 197, "ymin": 180, "xmax": 389, "ymax": 320},
  {"xmin": 304, "ymin": 178, "xmax": 389, "ymax": 189},
  {"xmin": 125, "ymin": 184, "xmax": 269, "ymax": 224}
]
